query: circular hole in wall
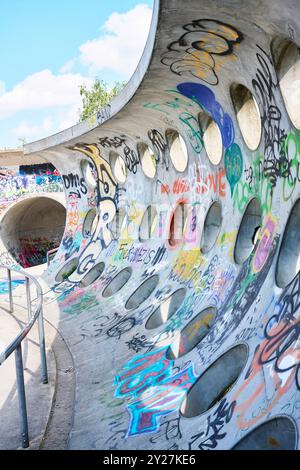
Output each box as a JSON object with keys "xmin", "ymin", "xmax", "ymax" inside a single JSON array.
[
  {"xmin": 272, "ymin": 37, "xmax": 300, "ymax": 130},
  {"xmin": 181, "ymin": 344, "xmax": 248, "ymax": 418},
  {"xmin": 102, "ymin": 267, "xmax": 132, "ymax": 298},
  {"xmin": 139, "ymin": 205, "xmax": 158, "ymax": 242},
  {"xmin": 125, "ymin": 274, "xmax": 159, "ymax": 310},
  {"xmin": 199, "ymin": 113, "xmax": 223, "ymax": 165},
  {"xmin": 110, "ymin": 151, "xmax": 127, "ymax": 184},
  {"xmin": 138, "ymin": 143, "xmax": 157, "ymax": 179},
  {"xmin": 109, "ymin": 207, "xmax": 127, "ymax": 240},
  {"xmin": 276, "ymin": 198, "xmax": 300, "ymax": 287},
  {"xmin": 166, "ymin": 130, "xmax": 188, "ymax": 172},
  {"xmin": 79, "ymin": 262, "xmax": 105, "ymax": 288},
  {"xmin": 83, "ymin": 209, "xmax": 98, "ymax": 238},
  {"xmin": 0, "ymin": 196, "xmax": 66, "ymax": 268},
  {"xmin": 168, "ymin": 202, "xmax": 188, "ymax": 248},
  {"xmin": 231, "ymin": 83, "xmax": 262, "ymax": 150},
  {"xmin": 232, "ymin": 417, "xmax": 297, "ymax": 450},
  {"xmin": 201, "ymin": 202, "xmax": 222, "ymax": 253},
  {"xmin": 55, "ymin": 257, "xmax": 79, "ymax": 283},
  {"xmin": 81, "ymin": 160, "xmax": 97, "ymax": 189},
  {"xmin": 166, "ymin": 306, "xmax": 217, "ymax": 359},
  {"xmin": 145, "ymin": 288, "xmax": 186, "ymax": 330},
  {"xmin": 234, "ymin": 198, "xmax": 262, "ymax": 265}
]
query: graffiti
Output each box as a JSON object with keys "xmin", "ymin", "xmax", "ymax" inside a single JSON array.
[
  {"xmin": 65, "ymin": 143, "xmax": 118, "ymax": 285},
  {"xmin": 179, "ymin": 112, "xmax": 203, "ymax": 153},
  {"xmin": 252, "ymin": 46, "xmax": 289, "ymax": 188},
  {"xmin": 62, "ymin": 173, "xmax": 88, "ymax": 199},
  {"xmin": 0, "ymin": 170, "xmax": 63, "ymax": 207},
  {"xmin": 113, "ymin": 243, "xmax": 167, "ymax": 267},
  {"xmin": 281, "ymin": 129, "xmax": 300, "ymax": 201},
  {"xmin": 232, "ymin": 272, "xmax": 300, "ymax": 430},
  {"xmin": 147, "ymin": 129, "xmax": 169, "ymax": 169},
  {"xmin": 224, "ymin": 143, "xmax": 243, "ymax": 196},
  {"xmin": 177, "ymin": 82, "xmax": 235, "ymax": 148},
  {"xmin": 161, "ymin": 19, "xmax": 243, "ymax": 85},
  {"xmin": 232, "ymin": 153, "xmax": 273, "ymax": 216},
  {"xmin": 107, "ymin": 317, "xmax": 137, "ymax": 340},
  {"xmin": 97, "ymin": 104, "xmax": 111, "ymax": 124},
  {"xmin": 98, "ymin": 136, "xmax": 126, "ymax": 148},
  {"xmin": 252, "ymin": 215, "xmax": 277, "ymax": 273},
  {"xmin": 0, "ymin": 279, "xmax": 25, "ymax": 296},
  {"xmin": 114, "ymin": 347, "xmax": 196, "ymax": 436},
  {"xmin": 126, "ymin": 333, "xmax": 151, "ymax": 353},
  {"xmin": 189, "ymin": 399, "xmax": 236, "ymax": 450}
]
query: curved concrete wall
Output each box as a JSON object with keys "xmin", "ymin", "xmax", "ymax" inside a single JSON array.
[
  {"xmin": 23, "ymin": 0, "xmax": 300, "ymax": 450},
  {"xmin": 0, "ymin": 195, "xmax": 66, "ymax": 267}
]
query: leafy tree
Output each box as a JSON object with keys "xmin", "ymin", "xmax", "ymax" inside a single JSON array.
[{"xmin": 78, "ymin": 79, "xmax": 126, "ymax": 122}]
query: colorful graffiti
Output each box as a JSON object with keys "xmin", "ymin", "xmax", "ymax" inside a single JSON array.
[{"xmin": 114, "ymin": 347, "xmax": 196, "ymax": 436}]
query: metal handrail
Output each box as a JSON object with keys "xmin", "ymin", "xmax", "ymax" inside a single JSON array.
[
  {"xmin": 0, "ymin": 265, "xmax": 48, "ymax": 448},
  {"xmin": 46, "ymin": 247, "xmax": 59, "ymax": 266}
]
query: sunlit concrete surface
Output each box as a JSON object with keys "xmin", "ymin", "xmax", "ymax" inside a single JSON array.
[{"xmin": 1, "ymin": 0, "xmax": 300, "ymax": 450}]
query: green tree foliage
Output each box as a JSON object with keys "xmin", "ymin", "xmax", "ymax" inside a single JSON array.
[{"xmin": 78, "ymin": 79, "xmax": 126, "ymax": 122}]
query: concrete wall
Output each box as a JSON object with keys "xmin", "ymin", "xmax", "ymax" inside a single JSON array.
[{"xmin": 23, "ymin": 0, "xmax": 300, "ymax": 450}]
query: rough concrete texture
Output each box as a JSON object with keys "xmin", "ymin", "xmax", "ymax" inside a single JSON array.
[{"xmin": 1, "ymin": 0, "xmax": 299, "ymax": 450}]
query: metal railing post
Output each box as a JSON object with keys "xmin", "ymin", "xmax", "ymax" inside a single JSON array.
[
  {"xmin": 38, "ymin": 306, "xmax": 48, "ymax": 384},
  {"xmin": 15, "ymin": 344, "xmax": 29, "ymax": 449},
  {"xmin": 25, "ymin": 277, "xmax": 31, "ymax": 321},
  {"xmin": 7, "ymin": 268, "xmax": 13, "ymax": 313}
]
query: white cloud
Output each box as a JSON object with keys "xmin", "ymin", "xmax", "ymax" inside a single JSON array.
[
  {"xmin": 59, "ymin": 59, "xmax": 77, "ymax": 74},
  {"xmin": 79, "ymin": 4, "xmax": 152, "ymax": 77},
  {"xmin": 0, "ymin": 80, "xmax": 5, "ymax": 96},
  {"xmin": 11, "ymin": 117, "xmax": 55, "ymax": 139},
  {"xmin": 0, "ymin": 69, "xmax": 93, "ymax": 120}
]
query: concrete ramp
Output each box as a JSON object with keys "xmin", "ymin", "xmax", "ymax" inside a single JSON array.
[{"xmin": 22, "ymin": 0, "xmax": 300, "ymax": 450}]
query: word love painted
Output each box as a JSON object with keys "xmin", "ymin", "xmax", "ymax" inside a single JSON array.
[{"xmin": 114, "ymin": 347, "xmax": 196, "ymax": 436}]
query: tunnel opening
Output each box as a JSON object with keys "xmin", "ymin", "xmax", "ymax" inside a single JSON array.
[
  {"xmin": 145, "ymin": 288, "xmax": 186, "ymax": 330},
  {"xmin": 199, "ymin": 112, "xmax": 223, "ymax": 165},
  {"xmin": 138, "ymin": 142, "xmax": 157, "ymax": 179},
  {"xmin": 276, "ymin": 198, "xmax": 300, "ymax": 287},
  {"xmin": 181, "ymin": 344, "xmax": 248, "ymax": 418},
  {"xmin": 201, "ymin": 202, "xmax": 222, "ymax": 254},
  {"xmin": 272, "ymin": 37, "xmax": 300, "ymax": 130},
  {"xmin": 0, "ymin": 196, "xmax": 66, "ymax": 268},
  {"xmin": 139, "ymin": 205, "xmax": 157, "ymax": 242},
  {"xmin": 232, "ymin": 417, "xmax": 297, "ymax": 450},
  {"xmin": 234, "ymin": 198, "xmax": 262, "ymax": 265},
  {"xmin": 102, "ymin": 267, "xmax": 133, "ymax": 298},
  {"xmin": 125, "ymin": 274, "xmax": 159, "ymax": 310},
  {"xmin": 166, "ymin": 306, "xmax": 217, "ymax": 359}
]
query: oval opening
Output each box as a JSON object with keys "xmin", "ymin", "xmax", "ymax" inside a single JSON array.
[
  {"xmin": 272, "ymin": 37, "xmax": 300, "ymax": 130},
  {"xmin": 168, "ymin": 202, "xmax": 188, "ymax": 248},
  {"xmin": 110, "ymin": 207, "xmax": 127, "ymax": 240},
  {"xmin": 81, "ymin": 160, "xmax": 97, "ymax": 189},
  {"xmin": 139, "ymin": 205, "xmax": 157, "ymax": 242},
  {"xmin": 166, "ymin": 306, "xmax": 217, "ymax": 359},
  {"xmin": 166, "ymin": 130, "xmax": 188, "ymax": 172},
  {"xmin": 79, "ymin": 262, "xmax": 105, "ymax": 288},
  {"xmin": 110, "ymin": 151, "xmax": 127, "ymax": 184},
  {"xmin": 83, "ymin": 209, "xmax": 97, "ymax": 238},
  {"xmin": 276, "ymin": 198, "xmax": 300, "ymax": 288},
  {"xmin": 145, "ymin": 288, "xmax": 186, "ymax": 330},
  {"xmin": 125, "ymin": 274, "xmax": 159, "ymax": 310},
  {"xmin": 138, "ymin": 143, "xmax": 157, "ymax": 179},
  {"xmin": 199, "ymin": 113, "xmax": 223, "ymax": 165},
  {"xmin": 201, "ymin": 202, "xmax": 222, "ymax": 253},
  {"xmin": 231, "ymin": 83, "xmax": 262, "ymax": 150},
  {"xmin": 234, "ymin": 198, "xmax": 262, "ymax": 265},
  {"xmin": 102, "ymin": 267, "xmax": 132, "ymax": 298},
  {"xmin": 181, "ymin": 344, "xmax": 248, "ymax": 418},
  {"xmin": 55, "ymin": 257, "xmax": 79, "ymax": 283},
  {"xmin": 232, "ymin": 417, "xmax": 297, "ymax": 450}
]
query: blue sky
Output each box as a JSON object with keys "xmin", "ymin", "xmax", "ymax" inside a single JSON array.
[{"xmin": 0, "ymin": 1, "xmax": 153, "ymax": 148}]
